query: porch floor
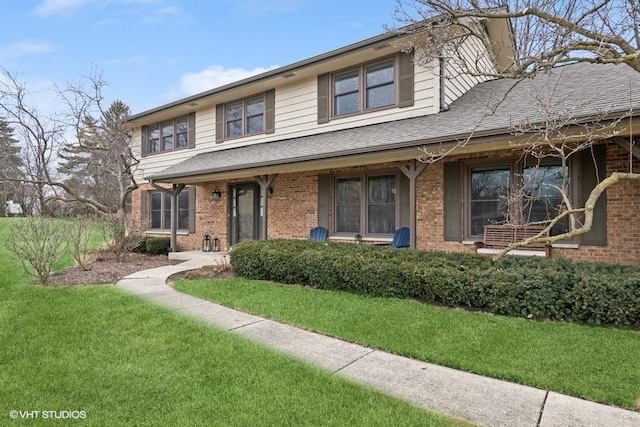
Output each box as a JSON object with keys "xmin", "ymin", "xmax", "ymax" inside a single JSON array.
[{"xmin": 169, "ymin": 250, "xmax": 230, "ymax": 264}]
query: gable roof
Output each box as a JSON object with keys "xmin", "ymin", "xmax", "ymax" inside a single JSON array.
[{"xmin": 148, "ymin": 62, "xmax": 640, "ymax": 182}]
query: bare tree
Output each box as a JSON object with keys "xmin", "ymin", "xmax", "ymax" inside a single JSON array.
[
  {"xmin": 0, "ymin": 118, "xmax": 24, "ymax": 216},
  {"xmin": 0, "ymin": 68, "xmax": 65, "ymax": 216},
  {"xmin": 0, "ymin": 68, "xmax": 138, "ymax": 219},
  {"xmin": 393, "ymin": 0, "xmax": 640, "ymax": 78}
]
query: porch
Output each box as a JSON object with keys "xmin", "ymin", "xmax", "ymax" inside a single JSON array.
[{"xmin": 169, "ymin": 250, "xmax": 230, "ymax": 265}]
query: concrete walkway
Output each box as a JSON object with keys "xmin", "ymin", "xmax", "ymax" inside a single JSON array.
[{"xmin": 116, "ymin": 259, "xmax": 640, "ymax": 427}]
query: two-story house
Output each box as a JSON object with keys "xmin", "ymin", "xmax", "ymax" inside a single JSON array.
[{"xmin": 126, "ymin": 17, "xmax": 640, "ymax": 265}]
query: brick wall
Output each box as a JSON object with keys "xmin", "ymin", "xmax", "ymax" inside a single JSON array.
[{"xmin": 131, "ymin": 142, "xmax": 640, "ymax": 264}]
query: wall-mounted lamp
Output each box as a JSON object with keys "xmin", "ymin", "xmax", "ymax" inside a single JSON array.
[
  {"xmin": 212, "ymin": 189, "xmax": 222, "ymax": 201},
  {"xmin": 354, "ymin": 234, "xmax": 363, "ymax": 244},
  {"xmin": 268, "ymin": 187, "xmax": 273, "ymax": 197}
]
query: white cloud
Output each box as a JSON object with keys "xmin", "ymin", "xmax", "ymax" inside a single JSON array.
[
  {"xmin": 34, "ymin": 0, "xmax": 90, "ymax": 16},
  {"xmin": 177, "ymin": 65, "xmax": 279, "ymax": 96},
  {"xmin": 0, "ymin": 41, "xmax": 55, "ymax": 60},
  {"xmin": 34, "ymin": 0, "xmax": 161, "ymax": 17},
  {"xmin": 140, "ymin": 6, "xmax": 185, "ymax": 24}
]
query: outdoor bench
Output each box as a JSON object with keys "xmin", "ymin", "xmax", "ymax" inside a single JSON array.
[{"xmin": 475, "ymin": 224, "xmax": 551, "ymax": 257}]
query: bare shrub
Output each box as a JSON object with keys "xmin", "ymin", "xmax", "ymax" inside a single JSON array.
[
  {"xmin": 6, "ymin": 218, "xmax": 70, "ymax": 284},
  {"xmin": 69, "ymin": 217, "xmax": 93, "ymax": 271},
  {"xmin": 96, "ymin": 214, "xmax": 144, "ymax": 262}
]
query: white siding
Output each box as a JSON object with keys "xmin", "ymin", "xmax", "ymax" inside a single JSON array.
[{"xmin": 134, "ymin": 60, "xmax": 438, "ymax": 181}]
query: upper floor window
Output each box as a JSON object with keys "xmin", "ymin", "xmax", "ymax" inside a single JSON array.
[
  {"xmin": 333, "ymin": 59, "xmax": 396, "ymax": 118},
  {"xmin": 226, "ymin": 96, "xmax": 265, "ymax": 139},
  {"xmin": 317, "ymin": 53, "xmax": 414, "ymax": 124},
  {"xmin": 141, "ymin": 113, "xmax": 195, "ymax": 157},
  {"xmin": 216, "ymin": 89, "xmax": 275, "ymax": 143}
]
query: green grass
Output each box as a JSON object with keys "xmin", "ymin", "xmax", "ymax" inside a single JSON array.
[
  {"xmin": 0, "ymin": 218, "xmax": 465, "ymax": 426},
  {"xmin": 174, "ymin": 277, "xmax": 640, "ymax": 409}
]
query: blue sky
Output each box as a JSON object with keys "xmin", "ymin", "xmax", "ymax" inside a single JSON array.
[{"xmin": 0, "ymin": 0, "xmax": 398, "ymax": 115}]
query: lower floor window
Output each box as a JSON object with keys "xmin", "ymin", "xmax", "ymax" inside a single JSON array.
[
  {"xmin": 335, "ymin": 174, "xmax": 396, "ymax": 235},
  {"xmin": 150, "ymin": 190, "xmax": 190, "ymax": 231},
  {"xmin": 468, "ymin": 161, "xmax": 571, "ymax": 238}
]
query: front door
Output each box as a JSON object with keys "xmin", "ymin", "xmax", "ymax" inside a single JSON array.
[{"xmin": 230, "ymin": 183, "xmax": 260, "ymax": 245}]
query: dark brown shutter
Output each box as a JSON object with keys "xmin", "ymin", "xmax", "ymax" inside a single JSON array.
[
  {"xmin": 188, "ymin": 112, "xmax": 196, "ymax": 149},
  {"xmin": 141, "ymin": 126, "xmax": 149, "ymax": 158},
  {"xmin": 317, "ymin": 174, "xmax": 330, "ymax": 228},
  {"xmin": 580, "ymin": 144, "xmax": 607, "ymax": 246},
  {"xmin": 140, "ymin": 190, "xmax": 149, "ymax": 231},
  {"xmin": 317, "ymin": 73, "xmax": 330, "ymax": 124},
  {"xmin": 398, "ymin": 52, "xmax": 415, "ymax": 108},
  {"xmin": 188, "ymin": 186, "xmax": 196, "ymax": 234},
  {"xmin": 215, "ymin": 104, "xmax": 224, "ymax": 144},
  {"xmin": 443, "ymin": 161, "xmax": 462, "ymax": 241},
  {"xmin": 264, "ymin": 89, "xmax": 275, "ymax": 134}
]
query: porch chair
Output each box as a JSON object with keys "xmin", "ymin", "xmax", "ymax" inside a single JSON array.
[
  {"xmin": 309, "ymin": 226, "xmax": 329, "ymax": 242},
  {"xmin": 376, "ymin": 227, "xmax": 410, "ymax": 248},
  {"xmin": 390, "ymin": 227, "xmax": 410, "ymax": 248}
]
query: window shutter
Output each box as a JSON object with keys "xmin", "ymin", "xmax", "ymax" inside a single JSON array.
[
  {"xmin": 398, "ymin": 52, "xmax": 415, "ymax": 108},
  {"xmin": 141, "ymin": 126, "xmax": 149, "ymax": 158},
  {"xmin": 140, "ymin": 190, "xmax": 149, "ymax": 231},
  {"xmin": 317, "ymin": 174, "xmax": 330, "ymax": 228},
  {"xmin": 264, "ymin": 89, "xmax": 275, "ymax": 134},
  {"xmin": 188, "ymin": 112, "xmax": 196, "ymax": 149},
  {"xmin": 443, "ymin": 161, "xmax": 462, "ymax": 241},
  {"xmin": 215, "ymin": 104, "xmax": 224, "ymax": 144},
  {"xmin": 188, "ymin": 186, "xmax": 196, "ymax": 234},
  {"xmin": 317, "ymin": 73, "xmax": 330, "ymax": 124},
  {"xmin": 580, "ymin": 145, "xmax": 607, "ymax": 246}
]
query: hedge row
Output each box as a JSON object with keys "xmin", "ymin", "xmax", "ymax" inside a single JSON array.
[{"xmin": 230, "ymin": 240, "xmax": 640, "ymax": 328}]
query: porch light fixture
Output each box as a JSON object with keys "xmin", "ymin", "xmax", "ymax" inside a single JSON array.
[{"xmin": 212, "ymin": 189, "xmax": 222, "ymax": 201}]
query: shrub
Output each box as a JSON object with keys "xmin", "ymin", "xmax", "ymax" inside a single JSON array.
[
  {"xmin": 230, "ymin": 240, "xmax": 640, "ymax": 328},
  {"xmin": 6, "ymin": 217, "xmax": 70, "ymax": 284},
  {"xmin": 146, "ymin": 237, "xmax": 171, "ymax": 255}
]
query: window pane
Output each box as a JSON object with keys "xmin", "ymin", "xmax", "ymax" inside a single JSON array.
[
  {"xmin": 368, "ymin": 176, "xmax": 395, "ymax": 234},
  {"xmin": 178, "ymin": 192, "xmax": 189, "ymax": 210},
  {"xmin": 175, "ymin": 119, "xmax": 188, "ymax": 148},
  {"xmin": 162, "ymin": 122, "xmax": 174, "ymax": 151},
  {"xmin": 336, "ymin": 178, "xmax": 361, "ymax": 233},
  {"xmin": 366, "ymin": 83, "xmax": 395, "ymax": 109},
  {"xmin": 246, "ymin": 99, "xmax": 264, "ymax": 117},
  {"xmin": 150, "ymin": 193, "xmax": 162, "ymax": 210},
  {"xmin": 523, "ymin": 165, "xmax": 568, "ymax": 235},
  {"xmin": 226, "ymin": 104, "xmax": 242, "ymax": 138},
  {"xmin": 151, "ymin": 211, "xmax": 161, "ymax": 229},
  {"xmin": 470, "ymin": 168, "xmax": 510, "ymax": 235},
  {"xmin": 334, "ymin": 72, "xmax": 359, "ymax": 95},
  {"xmin": 335, "ymin": 93, "xmax": 359, "ymax": 116},
  {"xmin": 470, "ymin": 201, "xmax": 507, "ymax": 236},
  {"xmin": 178, "ymin": 210, "xmax": 189, "ymax": 230},
  {"xmin": 246, "ymin": 115, "xmax": 264, "ymax": 134},
  {"xmin": 149, "ymin": 125, "xmax": 160, "ymax": 153},
  {"xmin": 366, "ymin": 62, "xmax": 394, "ymax": 87}
]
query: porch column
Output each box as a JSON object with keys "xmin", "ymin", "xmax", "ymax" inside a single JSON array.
[
  {"xmin": 256, "ymin": 174, "xmax": 277, "ymax": 240},
  {"xmin": 397, "ymin": 160, "xmax": 427, "ymax": 249},
  {"xmin": 170, "ymin": 183, "xmax": 185, "ymax": 252}
]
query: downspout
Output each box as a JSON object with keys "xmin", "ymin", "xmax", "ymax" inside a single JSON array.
[{"xmin": 439, "ymin": 55, "xmax": 450, "ymax": 112}]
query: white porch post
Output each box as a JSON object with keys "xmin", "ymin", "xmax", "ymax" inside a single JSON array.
[{"xmin": 256, "ymin": 174, "xmax": 277, "ymax": 240}]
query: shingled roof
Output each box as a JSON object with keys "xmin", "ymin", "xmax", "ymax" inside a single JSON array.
[{"xmin": 148, "ymin": 62, "xmax": 640, "ymax": 181}]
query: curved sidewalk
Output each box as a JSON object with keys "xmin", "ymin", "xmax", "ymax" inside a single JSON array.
[{"xmin": 116, "ymin": 260, "xmax": 640, "ymax": 427}]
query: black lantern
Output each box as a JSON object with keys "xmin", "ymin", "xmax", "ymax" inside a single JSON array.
[
  {"xmin": 354, "ymin": 234, "xmax": 363, "ymax": 244},
  {"xmin": 212, "ymin": 189, "xmax": 222, "ymax": 201},
  {"xmin": 213, "ymin": 236, "xmax": 220, "ymax": 252},
  {"xmin": 202, "ymin": 234, "xmax": 212, "ymax": 252}
]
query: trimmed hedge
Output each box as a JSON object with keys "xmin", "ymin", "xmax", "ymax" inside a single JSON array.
[
  {"xmin": 230, "ymin": 240, "xmax": 640, "ymax": 328},
  {"xmin": 145, "ymin": 237, "xmax": 171, "ymax": 255}
]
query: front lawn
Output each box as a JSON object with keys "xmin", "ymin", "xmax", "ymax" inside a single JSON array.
[
  {"xmin": 0, "ymin": 218, "xmax": 464, "ymax": 426},
  {"xmin": 174, "ymin": 277, "xmax": 640, "ymax": 410}
]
